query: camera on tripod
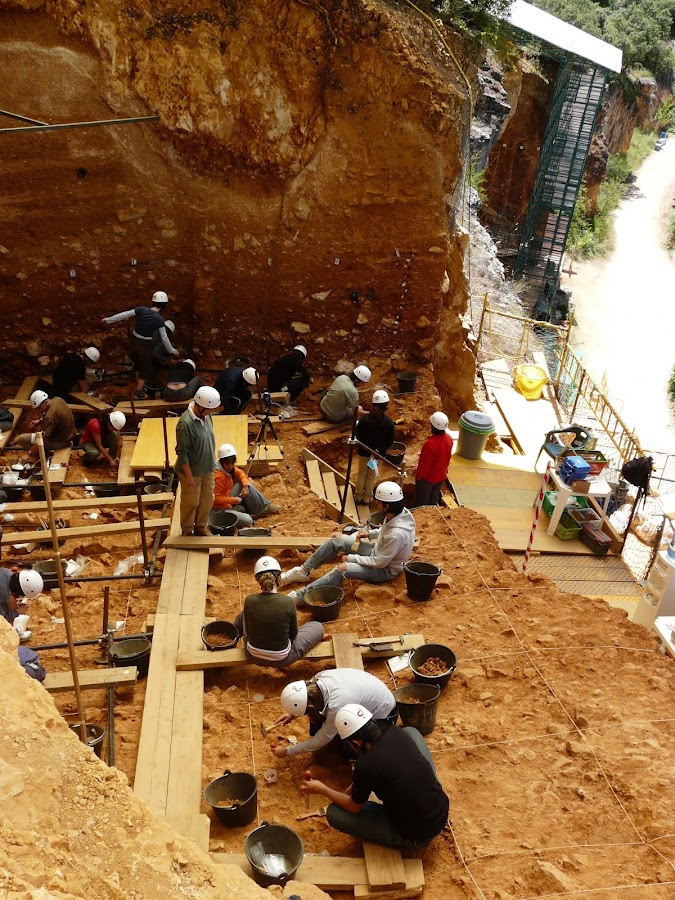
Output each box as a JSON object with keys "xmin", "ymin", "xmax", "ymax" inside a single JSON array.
[{"xmin": 261, "ymin": 390, "xmax": 272, "ymax": 413}]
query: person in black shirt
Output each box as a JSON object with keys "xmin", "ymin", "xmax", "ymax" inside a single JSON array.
[
  {"xmin": 52, "ymin": 347, "xmax": 101, "ymax": 398},
  {"xmin": 214, "ymin": 365, "xmax": 258, "ymax": 414},
  {"xmin": 301, "ymin": 703, "xmax": 449, "ymax": 851},
  {"xmin": 267, "ymin": 345, "xmax": 309, "ymax": 404},
  {"xmin": 354, "ymin": 390, "xmax": 395, "ymax": 504}
]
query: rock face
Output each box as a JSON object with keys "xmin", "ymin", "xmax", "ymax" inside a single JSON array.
[{"xmin": 0, "ymin": 0, "xmax": 478, "ymax": 412}]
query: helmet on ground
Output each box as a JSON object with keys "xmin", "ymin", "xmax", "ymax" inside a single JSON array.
[
  {"xmin": 353, "ymin": 365, "xmax": 371, "ymax": 383},
  {"xmin": 164, "ymin": 320, "xmax": 176, "ymax": 333},
  {"xmin": 109, "ymin": 411, "xmax": 126, "ymax": 431},
  {"xmin": 293, "ymin": 345, "xmax": 307, "ymax": 357},
  {"xmin": 375, "ymin": 481, "xmax": 404, "ymax": 503},
  {"xmin": 372, "ymin": 390, "xmax": 389, "ymax": 405},
  {"xmin": 30, "ymin": 390, "xmax": 49, "ymax": 408},
  {"xmin": 183, "ymin": 358, "xmax": 196, "ymax": 370},
  {"xmin": 194, "ymin": 386, "xmax": 220, "ymax": 409},
  {"xmin": 217, "ymin": 443, "xmax": 237, "ymax": 461},
  {"xmin": 280, "ymin": 680, "xmax": 308, "ymax": 717},
  {"xmin": 254, "ymin": 556, "xmax": 281, "ymax": 576},
  {"xmin": 242, "ymin": 367, "xmax": 259, "ymax": 386},
  {"xmin": 19, "ymin": 569, "xmax": 43, "ymax": 599},
  {"xmin": 430, "ymin": 411, "xmax": 449, "ymax": 431},
  {"xmin": 84, "ymin": 347, "xmax": 100, "ymax": 364},
  {"xmin": 152, "ymin": 290, "xmax": 169, "ymax": 305},
  {"xmin": 335, "ymin": 703, "xmax": 372, "ymax": 740}
]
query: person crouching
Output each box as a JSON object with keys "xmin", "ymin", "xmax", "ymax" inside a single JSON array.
[{"xmin": 212, "ymin": 443, "xmax": 279, "ymax": 527}]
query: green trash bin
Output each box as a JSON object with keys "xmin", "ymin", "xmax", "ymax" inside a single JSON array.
[{"xmin": 456, "ymin": 411, "xmax": 495, "ymax": 460}]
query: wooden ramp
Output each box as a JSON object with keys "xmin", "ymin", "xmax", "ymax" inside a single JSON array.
[{"xmin": 302, "ymin": 447, "xmax": 361, "ymax": 525}]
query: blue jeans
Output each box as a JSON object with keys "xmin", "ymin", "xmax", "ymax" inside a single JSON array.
[
  {"xmin": 228, "ymin": 481, "xmax": 270, "ymax": 527},
  {"xmin": 327, "ymin": 727, "xmax": 437, "ymax": 850},
  {"xmin": 295, "ymin": 534, "xmax": 395, "ymax": 601}
]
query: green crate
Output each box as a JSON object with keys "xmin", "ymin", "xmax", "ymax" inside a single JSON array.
[
  {"xmin": 543, "ymin": 492, "xmax": 588, "ymax": 518},
  {"xmin": 554, "ymin": 511, "xmax": 583, "ymax": 541}
]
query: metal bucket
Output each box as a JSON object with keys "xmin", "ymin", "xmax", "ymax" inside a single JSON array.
[
  {"xmin": 201, "ymin": 620, "xmax": 239, "ymax": 651},
  {"xmin": 403, "ymin": 562, "xmax": 442, "ymax": 601},
  {"xmin": 34, "ymin": 559, "xmax": 67, "ymax": 591},
  {"xmin": 304, "ymin": 586, "xmax": 344, "ymax": 623},
  {"xmin": 208, "ymin": 509, "xmax": 239, "ymax": 536},
  {"xmin": 410, "ymin": 643, "xmax": 457, "ymax": 689},
  {"xmin": 205, "ymin": 769, "xmax": 258, "ymax": 827},
  {"xmin": 244, "ymin": 821, "xmax": 304, "ymax": 888},
  {"xmin": 393, "ymin": 683, "xmax": 441, "ymax": 736},
  {"xmin": 109, "ymin": 638, "xmax": 152, "ymax": 678},
  {"xmin": 69, "ymin": 722, "xmax": 106, "ymax": 758}
]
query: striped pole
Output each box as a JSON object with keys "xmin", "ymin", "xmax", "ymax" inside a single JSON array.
[{"xmin": 523, "ymin": 461, "xmax": 551, "ymax": 573}]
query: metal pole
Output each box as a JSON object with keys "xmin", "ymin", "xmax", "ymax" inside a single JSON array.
[
  {"xmin": 161, "ymin": 416, "xmax": 170, "ymax": 472},
  {"xmin": 476, "ymin": 292, "xmax": 489, "ymax": 349},
  {"xmin": 31, "ymin": 631, "xmax": 152, "ymax": 652},
  {"xmin": 35, "ymin": 434, "xmax": 88, "ymax": 744},
  {"xmin": 107, "ymin": 686, "xmax": 116, "ymax": 767},
  {"xmin": 351, "ymin": 438, "xmax": 403, "ymax": 474},
  {"xmin": 338, "ymin": 407, "xmax": 360, "ymax": 523},
  {"xmin": 95, "ymin": 586, "xmax": 110, "ymax": 666},
  {"xmin": 135, "ymin": 481, "xmax": 149, "ymax": 571}
]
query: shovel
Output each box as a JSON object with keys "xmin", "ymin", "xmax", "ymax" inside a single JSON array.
[{"xmin": 296, "ymin": 805, "xmax": 328, "ymax": 821}]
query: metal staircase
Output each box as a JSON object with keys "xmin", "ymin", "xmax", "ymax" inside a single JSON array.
[{"xmin": 514, "ymin": 61, "xmax": 607, "ymax": 317}]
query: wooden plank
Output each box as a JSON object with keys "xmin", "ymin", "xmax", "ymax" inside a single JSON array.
[
  {"xmin": 305, "ymin": 459, "xmax": 325, "ymax": 498},
  {"xmin": 212, "ymin": 854, "xmax": 423, "ymax": 893},
  {"xmin": 156, "ymin": 550, "xmax": 190, "ymax": 615},
  {"xmin": 332, "ymin": 632, "xmax": 364, "ymax": 669},
  {"xmin": 115, "ymin": 398, "xmax": 191, "ymax": 412},
  {"xmin": 46, "ymin": 446, "xmax": 71, "ymax": 484},
  {"xmin": 251, "ymin": 443, "xmax": 283, "ymax": 462},
  {"xmin": 117, "ymin": 438, "xmax": 137, "ymax": 486},
  {"xmin": 2, "ymin": 491, "xmax": 172, "ymax": 515},
  {"xmin": 164, "ymin": 813, "xmax": 210, "ymax": 851},
  {"xmin": 2, "ymin": 517, "xmax": 171, "ymax": 546},
  {"xmin": 176, "ymin": 633, "xmax": 424, "ymax": 671},
  {"xmin": 180, "ymin": 551, "xmax": 209, "ymax": 616},
  {"xmin": 0, "ymin": 376, "xmax": 40, "ymax": 449},
  {"xmin": 163, "ymin": 534, "xmax": 325, "ymax": 550},
  {"xmin": 322, "ymin": 470, "xmax": 341, "ymax": 507},
  {"xmin": 363, "ymin": 842, "xmax": 407, "ymax": 891},
  {"xmin": 302, "ymin": 419, "xmax": 351, "ymax": 436},
  {"xmin": 8, "ymin": 398, "xmax": 98, "ymax": 415},
  {"xmin": 44, "ymin": 666, "xmax": 138, "ymax": 693},
  {"xmin": 70, "ymin": 392, "xmax": 113, "ymax": 411},
  {"xmin": 251, "ymin": 391, "xmax": 289, "ymax": 404},
  {"xmin": 130, "ymin": 416, "xmax": 247, "ymax": 471}
]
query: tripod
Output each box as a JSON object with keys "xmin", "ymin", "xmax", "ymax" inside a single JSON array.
[{"xmin": 246, "ymin": 394, "xmax": 298, "ymax": 493}]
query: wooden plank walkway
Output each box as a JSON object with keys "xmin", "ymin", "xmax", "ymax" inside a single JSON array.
[
  {"xmin": 301, "ymin": 447, "xmax": 361, "ymax": 525},
  {"xmin": 44, "ymin": 666, "xmax": 138, "ymax": 693},
  {"xmin": 130, "ymin": 415, "xmax": 247, "ymax": 472},
  {"xmin": 2, "ymin": 493, "xmax": 173, "ymax": 515},
  {"xmin": 2, "ymin": 517, "xmax": 171, "ymax": 547},
  {"xmin": 164, "ymin": 534, "xmax": 325, "ymax": 551}
]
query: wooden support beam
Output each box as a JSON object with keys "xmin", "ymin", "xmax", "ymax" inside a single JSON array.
[
  {"xmin": 2, "ymin": 517, "xmax": 171, "ymax": 546},
  {"xmin": 163, "ymin": 534, "xmax": 325, "ymax": 550},
  {"xmin": 44, "ymin": 666, "xmax": 138, "ymax": 693},
  {"xmin": 0, "ymin": 376, "xmax": 40, "ymax": 449},
  {"xmin": 117, "ymin": 438, "xmax": 137, "ymax": 486},
  {"xmin": 332, "ymin": 632, "xmax": 366, "ymax": 669},
  {"xmin": 8, "ymin": 399, "xmax": 99, "ymax": 415},
  {"xmin": 2, "ymin": 492, "xmax": 173, "ymax": 515},
  {"xmin": 176, "ymin": 633, "xmax": 424, "ymax": 671},
  {"xmin": 301, "ymin": 447, "xmax": 360, "ymax": 525},
  {"xmin": 69, "ymin": 392, "xmax": 113, "ymax": 411}
]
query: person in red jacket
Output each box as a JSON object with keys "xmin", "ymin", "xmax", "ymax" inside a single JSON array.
[
  {"xmin": 212, "ymin": 443, "xmax": 279, "ymax": 526},
  {"xmin": 413, "ymin": 411, "xmax": 453, "ymax": 507}
]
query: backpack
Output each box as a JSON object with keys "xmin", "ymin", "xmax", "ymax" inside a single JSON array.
[
  {"xmin": 621, "ymin": 456, "xmax": 653, "ymax": 492},
  {"xmin": 0, "ymin": 407, "xmax": 14, "ymax": 432}
]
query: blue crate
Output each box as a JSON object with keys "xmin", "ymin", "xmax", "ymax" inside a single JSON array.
[{"xmin": 559, "ymin": 456, "xmax": 591, "ymax": 485}]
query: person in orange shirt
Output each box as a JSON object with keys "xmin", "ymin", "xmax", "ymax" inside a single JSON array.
[
  {"xmin": 212, "ymin": 443, "xmax": 279, "ymax": 527},
  {"xmin": 413, "ymin": 411, "xmax": 453, "ymax": 508}
]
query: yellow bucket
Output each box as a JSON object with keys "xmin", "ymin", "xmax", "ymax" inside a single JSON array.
[{"xmin": 514, "ymin": 364, "xmax": 549, "ymax": 401}]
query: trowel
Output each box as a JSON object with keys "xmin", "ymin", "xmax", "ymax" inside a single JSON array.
[{"xmin": 352, "ymin": 636, "xmax": 404, "ymax": 653}]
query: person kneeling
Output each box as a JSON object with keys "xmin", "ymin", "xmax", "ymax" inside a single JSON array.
[
  {"xmin": 213, "ymin": 443, "xmax": 280, "ymax": 526},
  {"xmin": 301, "ymin": 704, "xmax": 449, "ymax": 851},
  {"xmin": 234, "ymin": 557, "xmax": 324, "ymax": 667},
  {"xmin": 281, "ymin": 481, "xmax": 415, "ymax": 604},
  {"xmin": 80, "ymin": 411, "xmax": 126, "ymax": 467}
]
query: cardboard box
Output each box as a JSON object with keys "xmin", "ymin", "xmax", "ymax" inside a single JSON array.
[{"xmin": 571, "ymin": 479, "xmax": 590, "ymax": 494}]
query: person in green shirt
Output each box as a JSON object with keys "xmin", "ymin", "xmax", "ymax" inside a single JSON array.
[{"xmin": 234, "ymin": 557, "xmax": 324, "ymax": 667}]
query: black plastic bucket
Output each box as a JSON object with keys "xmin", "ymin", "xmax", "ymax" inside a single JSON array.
[
  {"xmin": 69, "ymin": 722, "xmax": 106, "ymax": 758},
  {"xmin": 5, "ymin": 484, "xmax": 25, "ymax": 502},
  {"xmin": 385, "ymin": 442, "xmax": 407, "ymax": 466},
  {"xmin": 304, "ymin": 586, "xmax": 344, "ymax": 622},
  {"xmin": 208, "ymin": 509, "xmax": 239, "ymax": 536},
  {"xmin": 410, "ymin": 643, "xmax": 457, "ymax": 689},
  {"xmin": 109, "ymin": 637, "xmax": 152, "ymax": 678},
  {"xmin": 202, "ymin": 620, "xmax": 240, "ymax": 651},
  {"xmin": 143, "ymin": 482, "xmax": 168, "ymax": 495},
  {"xmin": 34, "ymin": 559, "xmax": 67, "ymax": 591},
  {"xmin": 394, "ymin": 683, "xmax": 441, "ymax": 736},
  {"xmin": 404, "ymin": 562, "xmax": 442, "ymax": 601},
  {"xmin": 28, "ymin": 476, "xmax": 47, "ymax": 501},
  {"xmin": 92, "ymin": 482, "xmax": 119, "ymax": 498},
  {"xmin": 397, "ymin": 370, "xmax": 418, "ymax": 393},
  {"xmin": 245, "ymin": 821, "xmax": 304, "ymax": 888},
  {"xmin": 205, "ymin": 769, "xmax": 258, "ymax": 827},
  {"xmin": 238, "ymin": 527, "xmax": 273, "ymax": 555}
]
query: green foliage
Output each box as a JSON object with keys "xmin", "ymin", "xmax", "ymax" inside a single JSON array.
[
  {"xmin": 530, "ymin": 0, "xmax": 603, "ymax": 37},
  {"xmin": 655, "ymin": 97, "xmax": 675, "ymax": 129},
  {"xmin": 430, "ymin": 0, "xmax": 516, "ymax": 52},
  {"xmin": 668, "ymin": 362, "xmax": 675, "ymax": 404},
  {"xmin": 667, "ymin": 214, "xmax": 675, "ymax": 255},
  {"xmin": 470, "ymin": 157, "xmax": 488, "ymax": 205},
  {"xmin": 626, "ymin": 127, "xmax": 654, "ymax": 169}
]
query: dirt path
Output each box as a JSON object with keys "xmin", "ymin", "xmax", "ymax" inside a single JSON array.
[{"xmin": 562, "ymin": 137, "xmax": 675, "ymax": 452}]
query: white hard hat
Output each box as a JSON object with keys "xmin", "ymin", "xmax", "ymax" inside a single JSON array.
[
  {"xmin": 335, "ymin": 703, "xmax": 373, "ymax": 740},
  {"xmin": 242, "ymin": 367, "xmax": 259, "ymax": 386},
  {"xmin": 375, "ymin": 481, "xmax": 404, "ymax": 503},
  {"xmin": 183, "ymin": 358, "xmax": 196, "ymax": 370},
  {"xmin": 217, "ymin": 443, "xmax": 237, "ymax": 460},
  {"xmin": 84, "ymin": 346, "xmax": 100, "ymax": 364},
  {"xmin": 254, "ymin": 555, "xmax": 281, "ymax": 576},
  {"xmin": 19, "ymin": 569, "xmax": 43, "ymax": 599},
  {"xmin": 194, "ymin": 386, "xmax": 220, "ymax": 409},
  {"xmin": 372, "ymin": 390, "xmax": 389, "ymax": 405},
  {"xmin": 293, "ymin": 345, "xmax": 307, "ymax": 357},
  {"xmin": 30, "ymin": 390, "xmax": 49, "ymax": 408},
  {"xmin": 109, "ymin": 411, "xmax": 126, "ymax": 431},
  {"xmin": 164, "ymin": 320, "xmax": 176, "ymax": 333},
  {"xmin": 152, "ymin": 290, "xmax": 169, "ymax": 305},
  {"xmin": 353, "ymin": 365, "xmax": 371, "ymax": 383},
  {"xmin": 280, "ymin": 680, "xmax": 308, "ymax": 717},
  {"xmin": 430, "ymin": 411, "xmax": 449, "ymax": 431}
]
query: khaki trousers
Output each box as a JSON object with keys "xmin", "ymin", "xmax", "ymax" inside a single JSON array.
[{"xmin": 178, "ymin": 470, "xmax": 215, "ymax": 533}]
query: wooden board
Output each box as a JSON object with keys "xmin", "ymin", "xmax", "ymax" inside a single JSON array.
[
  {"xmin": 70, "ymin": 392, "xmax": 113, "ymax": 411},
  {"xmin": 180, "ymin": 551, "xmax": 210, "ymax": 617},
  {"xmin": 306, "ymin": 459, "xmax": 325, "ymax": 497},
  {"xmin": 363, "ymin": 842, "xmax": 407, "ymax": 892},
  {"xmin": 2, "ymin": 517, "xmax": 171, "ymax": 546},
  {"xmin": 117, "ymin": 438, "xmax": 137, "ymax": 486},
  {"xmin": 163, "ymin": 534, "xmax": 325, "ymax": 551},
  {"xmin": 156, "ymin": 550, "xmax": 190, "ymax": 615},
  {"xmin": 46, "ymin": 447, "xmax": 72, "ymax": 484},
  {"xmin": 212, "ymin": 854, "xmax": 423, "ymax": 894},
  {"xmin": 163, "ymin": 813, "xmax": 210, "ymax": 852},
  {"xmin": 251, "ymin": 391, "xmax": 289, "ymax": 404},
  {"xmin": 130, "ymin": 416, "xmax": 247, "ymax": 471},
  {"xmin": 3, "ymin": 492, "xmax": 173, "ymax": 514},
  {"xmin": 493, "ymin": 387, "xmax": 559, "ymax": 460},
  {"xmin": 176, "ymin": 633, "xmax": 424, "ymax": 671},
  {"xmin": 332, "ymin": 632, "xmax": 365, "ymax": 669},
  {"xmin": 322, "ymin": 470, "xmax": 341, "ymax": 507},
  {"xmin": 8, "ymin": 399, "xmax": 97, "ymax": 415},
  {"xmin": 0, "ymin": 376, "xmax": 40, "ymax": 449},
  {"xmin": 302, "ymin": 447, "xmax": 360, "ymax": 525},
  {"xmin": 44, "ymin": 666, "xmax": 138, "ymax": 693},
  {"xmin": 115, "ymin": 398, "xmax": 191, "ymax": 413}
]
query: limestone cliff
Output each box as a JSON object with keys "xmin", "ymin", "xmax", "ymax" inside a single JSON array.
[{"xmin": 0, "ymin": 0, "xmax": 479, "ymax": 414}]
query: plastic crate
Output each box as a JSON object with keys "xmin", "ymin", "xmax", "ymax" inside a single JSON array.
[
  {"xmin": 543, "ymin": 492, "xmax": 588, "ymax": 518},
  {"xmin": 560, "ymin": 448, "xmax": 608, "ymax": 476},
  {"xmin": 559, "ymin": 456, "xmax": 591, "ymax": 484},
  {"xmin": 554, "ymin": 511, "xmax": 583, "ymax": 541},
  {"xmin": 580, "ymin": 523, "xmax": 612, "ymax": 556},
  {"xmin": 568, "ymin": 507, "xmax": 601, "ymax": 529}
]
